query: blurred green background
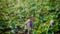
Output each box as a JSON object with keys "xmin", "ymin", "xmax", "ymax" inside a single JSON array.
[{"xmin": 0, "ymin": 0, "xmax": 60, "ymax": 34}]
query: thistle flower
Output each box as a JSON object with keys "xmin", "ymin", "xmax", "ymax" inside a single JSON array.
[
  {"xmin": 26, "ymin": 19, "xmax": 34, "ymax": 28},
  {"xmin": 2, "ymin": 13, "xmax": 5, "ymax": 16},
  {"xmin": 50, "ymin": 20, "xmax": 54, "ymax": 26}
]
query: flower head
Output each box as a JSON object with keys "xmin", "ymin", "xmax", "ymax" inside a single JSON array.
[
  {"xmin": 50, "ymin": 20, "xmax": 54, "ymax": 26},
  {"xmin": 2, "ymin": 13, "xmax": 5, "ymax": 16}
]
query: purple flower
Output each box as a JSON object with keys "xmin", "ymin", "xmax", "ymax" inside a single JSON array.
[
  {"xmin": 30, "ymin": 22, "xmax": 34, "ymax": 28},
  {"xmin": 50, "ymin": 20, "xmax": 54, "ymax": 26},
  {"xmin": 27, "ymin": 19, "xmax": 34, "ymax": 28},
  {"xmin": 2, "ymin": 13, "xmax": 5, "ymax": 16}
]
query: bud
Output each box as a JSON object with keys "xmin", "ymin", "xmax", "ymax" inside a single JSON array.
[
  {"xmin": 56, "ymin": 7, "xmax": 60, "ymax": 11},
  {"xmin": 10, "ymin": 26, "xmax": 12, "ymax": 28},
  {"xmin": 11, "ymin": 30, "xmax": 15, "ymax": 33},
  {"xmin": 4, "ymin": 17, "xmax": 9, "ymax": 21},
  {"xmin": 43, "ymin": 23, "xmax": 46, "ymax": 26}
]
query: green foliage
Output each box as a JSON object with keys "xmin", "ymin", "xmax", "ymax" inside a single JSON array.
[{"xmin": 0, "ymin": 0, "xmax": 60, "ymax": 34}]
